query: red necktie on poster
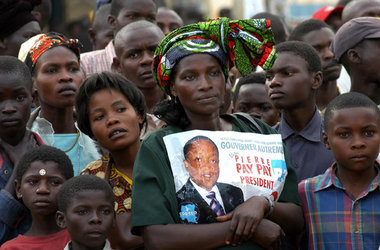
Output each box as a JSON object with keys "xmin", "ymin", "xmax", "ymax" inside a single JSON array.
[{"xmin": 206, "ymin": 191, "xmax": 225, "ymax": 216}]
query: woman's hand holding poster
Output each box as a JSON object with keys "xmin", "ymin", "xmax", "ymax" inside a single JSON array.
[{"xmin": 164, "ymin": 130, "xmax": 287, "ymax": 224}]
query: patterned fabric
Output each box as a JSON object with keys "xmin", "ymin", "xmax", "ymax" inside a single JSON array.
[
  {"xmin": 298, "ymin": 163, "xmax": 380, "ymax": 250},
  {"xmin": 81, "ymin": 155, "xmax": 132, "ymax": 214},
  {"xmin": 24, "ymin": 32, "xmax": 82, "ymax": 73},
  {"xmin": 153, "ymin": 17, "xmax": 277, "ymax": 94},
  {"xmin": 206, "ymin": 191, "xmax": 225, "ymax": 216},
  {"xmin": 80, "ymin": 40, "xmax": 117, "ymax": 78}
]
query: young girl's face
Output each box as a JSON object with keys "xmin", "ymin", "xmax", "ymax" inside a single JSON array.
[
  {"xmin": 16, "ymin": 161, "xmax": 67, "ymax": 216},
  {"xmin": 33, "ymin": 46, "xmax": 83, "ymax": 109},
  {"xmin": 88, "ymin": 88, "xmax": 142, "ymax": 152}
]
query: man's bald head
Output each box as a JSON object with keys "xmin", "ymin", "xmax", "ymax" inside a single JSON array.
[
  {"xmin": 114, "ymin": 20, "xmax": 164, "ymax": 57},
  {"xmin": 342, "ymin": 0, "xmax": 380, "ymax": 23}
]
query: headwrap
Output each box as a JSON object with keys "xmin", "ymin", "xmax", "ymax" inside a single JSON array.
[
  {"xmin": 0, "ymin": 0, "xmax": 40, "ymax": 38},
  {"xmin": 153, "ymin": 17, "xmax": 277, "ymax": 94},
  {"xmin": 21, "ymin": 32, "xmax": 82, "ymax": 73}
]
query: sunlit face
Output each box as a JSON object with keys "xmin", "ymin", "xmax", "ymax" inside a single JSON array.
[
  {"xmin": 171, "ymin": 53, "xmax": 226, "ymax": 118},
  {"xmin": 57, "ymin": 190, "xmax": 114, "ymax": 249},
  {"xmin": 88, "ymin": 88, "xmax": 142, "ymax": 153},
  {"xmin": 33, "ymin": 46, "xmax": 83, "ymax": 109},
  {"xmin": 116, "ymin": 27, "xmax": 163, "ymax": 90},
  {"xmin": 324, "ymin": 107, "xmax": 380, "ymax": 174},
  {"xmin": 234, "ymin": 83, "xmax": 280, "ymax": 126},
  {"xmin": 265, "ymin": 52, "xmax": 320, "ymax": 110},
  {"xmin": 16, "ymin": 161, "xmax": 66, "ymax": 216},
  {"xmin": 184, "ymin": 139, "xmax": 219, "ymax": 191}
]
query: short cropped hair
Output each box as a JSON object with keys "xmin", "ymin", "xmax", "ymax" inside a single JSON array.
[
  {"xmin": 75, "ymin": 72, "xmax": 147, "ymax": 138},
  {"xmin": 57, "ymin": 175, "xmax": 115, "ymax": 213},
  {"xmin": 233, "ymin": 72, "xmax": 266, "ymax": 106},
  {"xmin": 324, "ymin": 92, "xmax": 380, "ymax": 129},
  {"xmin": 183, "ymin": 136, "xmax": 219, "ymax": 160},
  {"xmin": 0, "ymin": 56, "xmax": 32, "ymax": 90},
  {"xmin": 276, "ymin": 41, "xmax": 322, "ymax": 73},
  {"xmin": 288, "ymin": 19, "xmax": 330, "ymax": 41},
  {"xmin": 15, "ymin": 145, "xmax": 74, "ymax": 183},
  {"xmin": 110, "ymin": 0, "xmax": 156, "ymax": 18}
]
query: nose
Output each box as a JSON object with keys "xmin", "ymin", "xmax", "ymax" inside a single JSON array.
[
  {"xmin": 59, "ymin": 68, "xmax": 73, "ymax": 82},
  {"xmin": 198, "ymin": 74, "xmax": 213, "ymax": 91},
  {"xmin": 1, "ymin": 100, "xmax": 17, "ymax": 114},
  {"xmin": 266, "ymin": 74, "xmax": 281, "ymax": 89},
  {"xmin": 351, "ymin": 134, "xmax": 365, "ymax": 150},
  {"xmin": 36, "ymin": 181, "xmax": 50, "ymax": 194},
  {"xmin": 249, "ymin": 108, "xmax": 262, "ymax": 119},
  {"xmin": 321, "ymin": 47, "xmax": 334, "ymax": 60},
  {"xmin": 162, "ymin": 26, "xmax": 171, "ymax": 36},
  {"xmin": 140, "ymin": 50, "xmax": 153, "ymax": 65},
  {"xmin": 89, "ymin": 211, "xmax": 102, "ymax": 224},
  {"xmin": 106, "ymin": 112, "xmax": 119, "ymax": 127}
]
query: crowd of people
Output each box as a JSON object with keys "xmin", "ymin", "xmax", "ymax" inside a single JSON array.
[{"xmin": 0, "ymin": 0, "xmax": 379, "ymax": 249}]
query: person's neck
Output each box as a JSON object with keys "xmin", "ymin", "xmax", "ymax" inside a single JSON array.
[
  {"xmin": 111, "ymin": 140, "xmax": 140, "ymax": 179},
  {"xmin": 140, "ymin": 87, "xmax": 165, "ymax": 113},
  {"xmin": 316, "ymin": 80, "xmax": 339, "ymax": 111},
  {"xmin": 25, "ymin": 213, "xmax": 63, "ymax": 236},
  {"xmin": 282, "ymin": 103, "xmax": 316, "ymax": 133},
  {"xmin": 186, "ymin": 112, "xmax": 232, "ymax": 131},
  {"xmin": 39, "ymin": 105, "xmax": 76, "ymax": 133},
  {"xmin": 0, "ymin": 129, "xmax": 26, "ymax": 146},
  {"xmin": 336, "ymin": 163, "xmax": 377, "ymax": 199}
]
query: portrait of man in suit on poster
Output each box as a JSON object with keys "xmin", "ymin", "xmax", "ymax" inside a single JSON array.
[{"xmin": 176, "ymin": 135, "xmax": 244, "ymax": 224}]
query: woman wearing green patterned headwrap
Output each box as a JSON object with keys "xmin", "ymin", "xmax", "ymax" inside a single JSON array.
[{"xmin": 131, "ymin": 18, "xmax": 304, "ymax": 249}]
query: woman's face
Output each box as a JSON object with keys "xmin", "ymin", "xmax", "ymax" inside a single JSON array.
[
  {"xmin": 171, "ymin": 53, "xmax": 226, "ymax": 118},
  {"xmin": 33, "ymin": 46, "xmax": 83, "ymax": 109}
]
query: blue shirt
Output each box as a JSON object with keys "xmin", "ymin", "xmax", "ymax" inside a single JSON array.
[{"xmin": 275, "ymin": 109, "xmax": 335, "ymax": 182}]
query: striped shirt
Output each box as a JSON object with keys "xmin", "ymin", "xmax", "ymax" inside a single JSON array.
[{"xmin": 298, "ymin": 163, "xmax": 380, "ymax": 250}]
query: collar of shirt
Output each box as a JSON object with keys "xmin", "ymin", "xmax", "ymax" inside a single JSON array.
[
  {"xmin": 277, "ymin": 108, "xmax": 323, "ymax": 142},
  {"xmin": 315, "ymin": 162, "xmax": 380, "ymax": 194}
]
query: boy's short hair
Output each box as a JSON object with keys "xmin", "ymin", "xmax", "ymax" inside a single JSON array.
[
  {"xmin": 276, "ymin": 41, "xmax": 322, "ymax": 73},
  {"xmin": 75, "ymin": 71, "xmax": 147, "ymax": 138},
  {"xmin": 15, "ymin": 145, "xmax": 74, "ymax": 183},
  {"xmin": 0, "ymin": 56, "xmax": 32, "ymax": 90},
  {"xmin": 324, "ymin": 92, "xmax": 380, "ymax": 129},
  {"xmin": 233, "ymin": 72, "xmax": 266, "ymax": 106},
  {"xmin": 57, "ymin": 175, "xmax": 115, "ymax": 213},
  {"xmin": 110, "ymin": 0, "xmax": 156, "ymax": 18},
  {"xmin": 288, "ymin": 19, "xmax": 330, "ymax": 41}
]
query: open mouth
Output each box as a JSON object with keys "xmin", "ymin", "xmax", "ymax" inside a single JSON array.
[{"xmin": 108, "ymin": 128, "xmax": 127, "ymax": 139}]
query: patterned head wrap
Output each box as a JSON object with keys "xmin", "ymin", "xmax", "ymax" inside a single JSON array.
[
  {"xmin": 153, "ymin": 17, "xmax": 277, "ymax": 95},
  {"xmin": 22, "ymin": 32, "xmax": 82, "ymax": 73}
]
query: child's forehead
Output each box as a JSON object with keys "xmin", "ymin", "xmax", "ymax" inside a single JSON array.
[
  {"xmin": 23, "ymin": 161, "xmax": 65, "ymax": 178},
  {"xmin": 68, "ymin": 190, "xmax": 113, "ymax": 206},
  {"xmin": 0, "ymin": 73, "xmax": 32, "ymax": 91},
  {"xmin": 328, "ymin": 106, "xmax": 380, "ymax": 124}
]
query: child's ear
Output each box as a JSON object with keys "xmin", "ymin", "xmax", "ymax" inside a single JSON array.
[
  {"xmin": 311, "ymin": 71, "xmax": 323, "ymax": 90},
  {"xmin": 15, "ymin": 179, "xmax": 22, "ymax": 199},
  {"xmin": 56, "ymin": 211, "xmax": 67, "ymax": 229},
  {"xmin": 323, "ymin": 131, "xmax": 331, "ymax": 150},
  {"xmin": 108, "ymin": 14, "xmax": 116, "ymax": 30}
]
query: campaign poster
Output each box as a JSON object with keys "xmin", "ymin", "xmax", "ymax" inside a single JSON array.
[{"xmin": 163, "ymin": 130, "xmax": 287, "ymax": 224}]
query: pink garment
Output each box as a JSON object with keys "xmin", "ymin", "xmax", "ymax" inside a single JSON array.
[
  {"xmin": 80, "ymin": 40, "xmax": 117, "ymax": 78},
  {"xmin": 0, "ymin": 229, "xmax": 70, "ymax": 250}
]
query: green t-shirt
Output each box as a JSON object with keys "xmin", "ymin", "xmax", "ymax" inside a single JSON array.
[{"xmin": 131, "ymin": 114, "xmax": 300, "ymax": 249}]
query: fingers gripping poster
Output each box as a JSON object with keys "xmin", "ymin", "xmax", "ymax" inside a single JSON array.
[{"xmin": 163, "ymin": 130, "xmax": 287, "ymax": 224}]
